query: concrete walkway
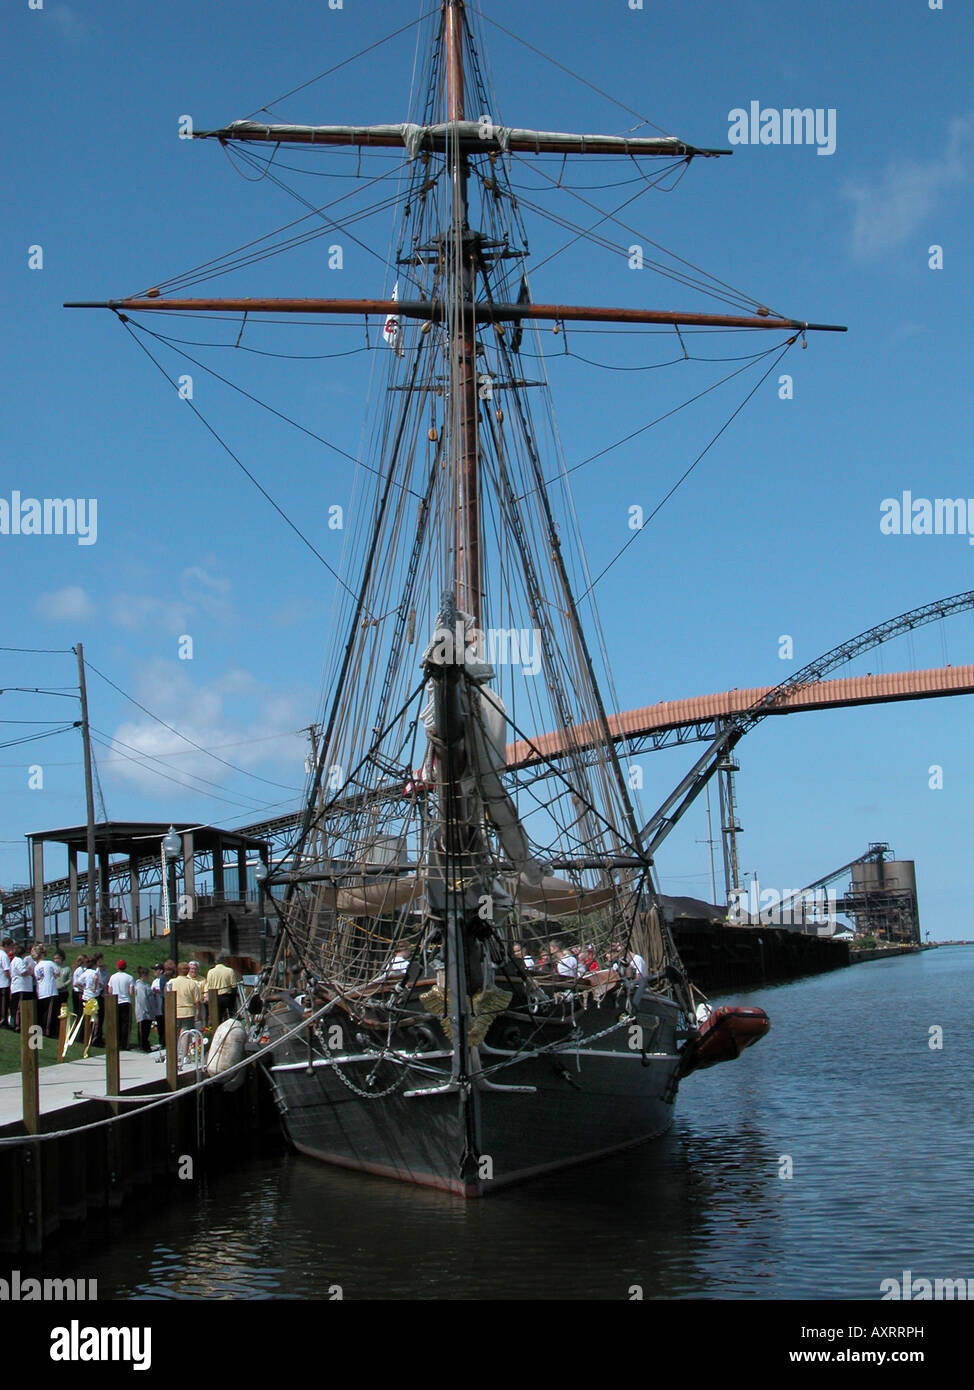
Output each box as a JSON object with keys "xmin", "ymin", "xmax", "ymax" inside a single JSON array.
[{"xmin": 0, "ymin": 1048, "xmax": 170, "ymax": 1128}]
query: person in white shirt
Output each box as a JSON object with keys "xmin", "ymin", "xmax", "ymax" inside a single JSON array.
[
  {"xmin": 108, "ymin": 960, "xmax": 135, "ymax": 1049},
  {"xmin": 82, "ymin": 955, "xmax": 104, "ymax": 1046},
  {"xmin": 71, "ymin": 955, "xmax": 88, "ymax": 1019},
  {"xmin": 511, "ymin": 942, "xmax": 536, "ymax": 971},
  {"xmin": 628, "ymin": 952, "xmax": 648, "ymax": 980},
  {"xmin": 33, "ymin": 947, "xmax": 60, "ymax": 1037},
  {"xmin": 9, "ymin": 945, "xmax": 36, "ymax": 1031},
  {"xmin": 607, "ymin": 942, "xmax": 648, "ymax": 982},
  {"xmin": 134, "ymin": 968, "xmax": 155, "ymax": 1052},
  {"xmin": 555, "ymin": 946, "xmax": 580, "ymax": 978},
  {"xmin": 151, "ymin": 963, "xmax": 168, "ymax": 1048},
  {"xmin": 0, "ymin": 937, "xmax": 12, "ymax": 1029}
]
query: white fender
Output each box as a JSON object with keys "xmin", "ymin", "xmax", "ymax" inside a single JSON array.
[{"xmin": 205, "ymin": 1018, "xmax": 247, "ymax": 1090}]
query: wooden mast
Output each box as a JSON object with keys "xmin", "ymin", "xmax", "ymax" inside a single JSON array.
[
  {"xmin": 443, "ymin": 0, "xmax": 477, "ymax": 1166},
  {"xmin": 445, "ymin": 0, "xmax": 481, "ymax": 628}
]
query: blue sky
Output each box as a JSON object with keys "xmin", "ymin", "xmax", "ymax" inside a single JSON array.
[{"xmin": 1, "ymin": 0, "xmax": 972, "ymax": 938}]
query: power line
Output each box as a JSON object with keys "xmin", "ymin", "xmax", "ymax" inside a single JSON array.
[
  {"xmin": 81, "ymin": 655, "xmax": 302, "ymax": 793},
  {"xmin": 90, "ymin": 724, "xmax": 276, "ymax": 808},
  {"xmin": 0, "ymin": 687, "xmax": 79, "ymax": 697},
  {"xmin": 88, "ymin": 733, "xmax": 277, "ymax": 813},
  {"xmin": 0, "ymin": 725, "xmax": 79, "ymax": 752},
  {"xmin": 0, "ymin": 727, "xmax": 304, "ymax": 768}
]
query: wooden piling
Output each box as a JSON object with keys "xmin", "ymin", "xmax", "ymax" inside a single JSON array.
[
  {"xmin": 165, "ymin": 989, "xmax": 178, "ymax": 1090},
  {"xmin": 41, "ymin": 1137, "xmax": 60, "ymax": 1241},
  {"xmin": 208, "ymin": 988, "xmax": 220, "ymax": 1033},
  {"xmin": 20, "ymin": 1143, "xmax": 43, "ymax": 1256},
  {"xmin": 105, "ymin": 993, "xmax": 120, "ymax": 1112},
  {"xmin": 105, "ymin": 1117, "xmax": 123, "ymax": 1210},
  {"xmin": 20, "ymin": 998, "xmax": 40, "ymax": 1135}
]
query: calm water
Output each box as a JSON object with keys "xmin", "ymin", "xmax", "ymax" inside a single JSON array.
[{"xmin": 48, "ymin": 947, "xmax": 974, "ymax": 1299}]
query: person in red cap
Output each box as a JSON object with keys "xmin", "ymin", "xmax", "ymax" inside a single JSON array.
[{"xmin": 108, "ymin": 959, "xmax": 135, "ymax": 1050}]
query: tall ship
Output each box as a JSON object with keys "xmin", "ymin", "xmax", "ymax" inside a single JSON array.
[{"xmin": 71, "ymin": 1, "xmax": 843, "ymax": 1195}]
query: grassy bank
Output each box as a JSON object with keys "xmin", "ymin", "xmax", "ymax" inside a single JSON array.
[{"xmin": 55, "ymin": 939, "xmax": 216, "ymax": 976}]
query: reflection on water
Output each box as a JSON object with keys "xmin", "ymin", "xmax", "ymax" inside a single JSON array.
[{"xmin": 44, "ymin": 948, "xmax": 974, "ymax": 1299}]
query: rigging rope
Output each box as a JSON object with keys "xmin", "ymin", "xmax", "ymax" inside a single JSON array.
[
  {"xmin": 579, "ymin": 338, "xmax": 797, "ymax": 599},
  {"xmin": 117, "ymin": 317, "xmax": 368, "ymax": 608},
  {"xmin": 514, "ymin": 336, "xmax": 790, "ymax": 503},
  {"xmin": 241, "ymin": 8, "xmax": 441, "ymax": 121},
  {"xmin": 467, "ymin": 4, "xmax": 675, "ymax": 139},
  {"xmin": 124, "ymin": 318, "xmax": 421, "ymax": 499}
]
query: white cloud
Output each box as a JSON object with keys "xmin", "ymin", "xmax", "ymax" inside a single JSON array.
[
  {"xmin": 110, "ymin": 593, "xmax": 187, "ymax": 634},
  {"xmin": 214, "ymin": 667, "xmax": 256, "ymax": 695},
  {"xmin": 103, "ymin": 661, "xmax": 307, "ymax": 806},
  {"xmin": 844, "ymin": 114, "xmax": 974, "ymax": 261},
  {"xmin": 109, "ymin": 565, "xmax": 235, "ymax": 635},
  {"xmin": 180, "ymin": 565, "xmax": 234, "ymax": 622},
  {"xmin": 34, "ymin": 585, "xmax": 94, "ymax": 621}
]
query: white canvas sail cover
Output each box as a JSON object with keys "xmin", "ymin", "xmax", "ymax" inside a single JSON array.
[
  {"xmin": 421, "ymin": 609, "xmax": 543, "ymax": 889},
  {"xmin": 313, "ymin": 872, "xmax": 613, "ymax": 918},
  {"xmin": 463, "ymin": 680, "xmax": 544, "ymax": 887}
]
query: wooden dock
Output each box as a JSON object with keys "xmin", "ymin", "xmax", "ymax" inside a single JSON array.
[{"xmin": 0, "ymin": 999, "xmax": 277, "ymax": 1255}]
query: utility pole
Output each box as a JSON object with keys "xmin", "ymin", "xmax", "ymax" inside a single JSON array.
[
  {"xmin": 696, "ymin": 782, "xmax": 719, "ymax": 906},
  {"xmin": 74, "ymin": 643, "xmax": 98, "ymax": 945}
]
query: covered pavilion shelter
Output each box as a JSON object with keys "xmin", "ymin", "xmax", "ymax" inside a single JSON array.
[{"xmin": 7, "ymin": 821, "xmax": 270, "ymax": 945}]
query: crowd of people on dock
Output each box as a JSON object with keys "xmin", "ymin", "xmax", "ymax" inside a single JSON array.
[
  {"xmin": 0, "ymin": 940, "xmax": 237, "ymax": 1051},
  {"xmin": 0, "ymin": 938, "xmax": 70, "ymax": 1035}
]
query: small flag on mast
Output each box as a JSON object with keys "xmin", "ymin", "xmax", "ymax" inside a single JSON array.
[{"xmin": 383, "ymin": 281, "xmax": 404, "ymax": 357}]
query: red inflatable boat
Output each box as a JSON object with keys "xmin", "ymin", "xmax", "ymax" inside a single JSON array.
[{"xmin": 682, "ymin": 1005, "xmax": 770, "ymax": 1074}]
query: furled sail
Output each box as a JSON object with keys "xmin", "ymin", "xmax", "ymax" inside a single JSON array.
[
  {"xmin": 421, "ymin": 604, "xmax": 544, "ymax": 888},
  {"xmin": 204, "ymin": 119, "xmax": 722, "ymax": 160}
]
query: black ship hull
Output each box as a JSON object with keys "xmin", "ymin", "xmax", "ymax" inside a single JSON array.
[{"xmin": 262, "ymin": 989, "xmax": 683, "ymax": 1197}]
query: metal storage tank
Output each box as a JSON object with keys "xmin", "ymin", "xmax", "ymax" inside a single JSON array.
[
  {"xmin": 883, "ymin": 861, "xmax": 918, "ymax": 897},
  {"xmin": 850, "ymin": 859, "xmax": 883, "ymax": 891}
]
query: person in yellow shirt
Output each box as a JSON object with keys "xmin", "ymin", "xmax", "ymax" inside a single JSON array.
[
  {"xmin": 187, "ymin": 960, "xmax": 206, "ymax": 1028},
  {"xmin": 204, "ymin": 954, "xmax": 238, "ymax": 1023},
  {"xmin": 168, "ymin": 962, "xmax": 202, "ymax": 1036}
]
